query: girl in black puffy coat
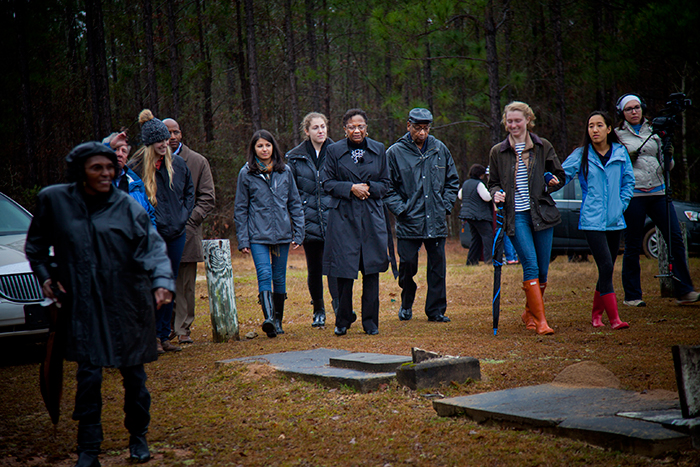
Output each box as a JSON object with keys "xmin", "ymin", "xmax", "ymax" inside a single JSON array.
[{"xmin": 286, "ymin": 112, "xmax": 338, "ymax": 328}]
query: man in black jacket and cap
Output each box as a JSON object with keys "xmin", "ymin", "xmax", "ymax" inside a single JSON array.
[
  {"xmin": 26, "ymin": 142, "xmax": 175, "ymax": 466},
  {"xmin": 384, "ymin": 108, "xmax": 460, "ymax": 322}
]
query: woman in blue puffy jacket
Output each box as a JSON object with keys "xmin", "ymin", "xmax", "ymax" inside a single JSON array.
[{"xmin": 562, "ymin": 111, "xmax": 635, "ymax": 330}]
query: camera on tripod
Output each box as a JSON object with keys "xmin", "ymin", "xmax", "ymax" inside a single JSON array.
[{"xmin": 651, "ymin": 92, "xmax": 692, "ymax": 136}]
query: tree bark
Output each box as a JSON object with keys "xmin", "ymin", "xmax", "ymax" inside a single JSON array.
[
  {"xmin": 166, "ymin": 0, "xmax": 181, "ymax": 119},
  {"xmin": 321, "ymin": 0, "xmax": 331, "ymax": 123},
  {"xmin": 425, "ymin": 40, "xmax": 433, "ymax": 113},
  {"xmin": 244, "ymin": 0, "xmax": 262, "ymax": 131},
  {"xmin": 284, "ymin": 0, "xmax": 300, "ymax": 145},
  {"xmin": 142, "ymin": 0, "xmax": 159, "ymax": 115},
  {"xmin": 484, "ymin": 0, "xmax": 501, "ymax": 146},
  {"xmin": 15, "ymin": 0, "xmax": 36, "ymax": 187},
  {"xmin": 550, "ymin": 0, "xmax": 567, "ymax": 157},
  {"xmin": 196, "ymin": 0, "xmax": 214, "ymax": 141},
  {"xmin": 85, "ymin": 0, "xmax": 112, "ymax": 140},
  {"xmin": 235, "ymin": 0, "xmax": 250, "ymax": 107},
  {"xmin": 305, "ymin": 0, "xmax": 320, "ymax": 110}
]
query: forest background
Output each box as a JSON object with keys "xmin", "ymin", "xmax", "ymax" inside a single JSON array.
[{"xmin": 1, "ymin": 0, "xmax": 699, "ymax": 239}]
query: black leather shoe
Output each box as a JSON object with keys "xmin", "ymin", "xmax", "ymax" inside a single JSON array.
[
  {"xmin": 312, "ymin": 310, "xmax": 326, "ymax": 327},
  {"xmin": 365, "ymin": 328, "xmax": 379, "ymax": 335},
  {"xmin": 350, "ymin": 311, "xmax": 357, "ymax": 324},
  {"xmin": 334, "ymin": 326, "xmax": 347, "ymax": 336},
  {"xmin": 428, "ymin": 314, "xmax": 451, "ymax": 322},
  {"xmin": 128, "ymin": 435, "xmax": 150, "ymax": 463},
  {"xmin": 398, "ymin": 307, "xmax": 412, "ymax": 321}
]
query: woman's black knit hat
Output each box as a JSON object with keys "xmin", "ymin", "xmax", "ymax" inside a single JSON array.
[{"xmin": 139, "ymin": 109, "xmax": 171, "ymax": 147}]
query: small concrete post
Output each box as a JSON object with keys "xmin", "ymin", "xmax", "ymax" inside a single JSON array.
[
  {"xmin": 202, "ymin": 239, "xmax": 239, "ymax": 342},
  {"xmin": 657, "ymin": 223, "xmax": 688, "ymax": 298}
]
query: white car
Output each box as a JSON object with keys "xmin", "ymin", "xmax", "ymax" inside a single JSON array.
[{"xmin": 0, "ymin": 192, "xmax": 50, "ymax": 339}]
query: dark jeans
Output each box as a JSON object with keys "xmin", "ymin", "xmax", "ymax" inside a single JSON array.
[
  {"xmin": 466, "ymin": 220, "xmax": 494, "ymax": 265},
  {"xmin": 584, "ymin": 230, "xmax": 621, "ymax": 296},
  {"xmin": 157, "ymin": 232, "xmax": 186, "ymax": 341},
  {"xmin": 303, "ymin": 240, "xmax": 338, "ymax": 307},
  {"xmin": 335, "ymin": 254, "xmax": 379, "ymax": 333},
  {"xmin": 397, "ymin": 237, "xmax": 447, "ymax": 318},
  {"xmin": 250, "ymin": 243, "xmax": 290, "ymax": 293},
  {"xmin": 73, "ymin": 362, "xmax": 150, "ymax": 435},
  {"xmin": 623, "ymin": 195, "xmax": 694, "ymax": 300}
]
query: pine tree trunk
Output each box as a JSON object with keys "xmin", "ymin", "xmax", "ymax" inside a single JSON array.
[
  {"xmin": 85, "ymin": 0, "xmax": 112, "ymax": 140},
  {"xmin": 196, "ymin": 0, "xmax": 214, "ymax": 141},
  {"xmin": 305, "ymin": 0, "xmax": 320, "ymax": 111},
  {"xmin": 15, "ymin": 0, "xmax": 36, "ymax": 187},
  {"xmin": 235, "ymin": 0, "xmax": 250, "ymax": 107},
  {"xmin": 284, "ymin": 0, "xmax": 300, "ymax": 145},
  {"xmin": 166, "ymin": 0, "xmax": 181, "ymax": 119},
  {"xmin": 550, "ymin": 0, "xmax": 567, "ymax": 157},
  {"xmin": 244, "ymin": 0, "xmax": 261, "ymax": 131},
  {"xmin": 142, "ymin": 0, "xmax": 159, "ymax": 115},
  {"xmin": 484, "ymin": 0, "xmax": 501, "ymax": 146}
]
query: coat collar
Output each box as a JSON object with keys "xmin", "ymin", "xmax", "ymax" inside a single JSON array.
[
  {"xmin": 500, "ymin": 132, "xmax": 541, "ymax": 153},
  {"xmin": 335, "ymin": 137, "xmax": 381, "ymax": 180}
]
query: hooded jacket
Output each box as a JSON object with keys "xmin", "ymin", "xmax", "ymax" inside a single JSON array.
[
  {"xmin": 286, "ymin": 138, "xmax": 334, "ymax": 243},
  {"xmin": 562, "ymin": 142, "xmax": 635, "ymax": 231},
  {"xmin": 120, "ymin": 166, "xmax": 156, "ymax": 227},
  {"xmin": 25, "ymin": 184, "xmax": 174, "ymax": 367},
  {"xmin": 487, "ymin": 133, "xmax": 565, "ymax": 236},
  {"xmin": 234, "ymin": 163, "xmax": 304, "ymax": 250},
  {"xmin": 615, "ymin": 119, "xmax": 673, "ymax": 196},
  {"xmin": 384, "ymin": 133, "xmax": 460, "ymax": 239}
]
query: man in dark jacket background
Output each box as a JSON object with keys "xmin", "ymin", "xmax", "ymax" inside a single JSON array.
[
  {"xmin": 163, "ymin": 118, "xmax": 216, "ymax": 344},
  {"xmin": 384, "ymin": 108, "xmax": 460, "ymax": 322}
]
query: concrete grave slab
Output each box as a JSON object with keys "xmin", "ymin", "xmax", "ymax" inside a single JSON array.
[
  {"xmin": 329, "ymin": 352, "xmax": 411, "ymax": 373},
  {"xmin": 433, "ymin": 384, "xmax": 690, "ymax": 456},
  {"xmin": 396, "ymin": 357, "xmax": 481, "ymax": 390},
  {"xmin": 672, "ymin": 345, "xmax": 700, "ymax": 419},
  {"xmin": 217, "ymin": 348, "xmax": 405, "ymax": 393}
]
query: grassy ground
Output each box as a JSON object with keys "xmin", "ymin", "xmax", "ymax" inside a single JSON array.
[{"xmin": 1, "ymin": 239, "xmax": 699, "ymax": 466}]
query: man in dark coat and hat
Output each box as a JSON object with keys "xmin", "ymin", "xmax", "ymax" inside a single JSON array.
[{"xmin": 25, "ymin": 142, "xmax": 175, "ymax": 466}]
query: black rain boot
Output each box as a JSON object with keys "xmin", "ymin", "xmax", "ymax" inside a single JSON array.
[
  {"xmin": 128, "ymin": 430, "xmax": 150, "ymax": 463},
  {"xmin": 311, "ymin": 299, "xmax": 326, "ymax": 328},
  {"xmin": 331, "ymin": 298, "xmax": 339, "ymax": 318},
  {"xmin": 75, "ymin": 423, "xmax": 102, "ymax": 467},
  {"xmin": 258, "ymin": 291, "xmax": 277, "ymax": 338},
  {"xmin": 273, "ymin": 292, "xmax": 286, "ymax": 335}
]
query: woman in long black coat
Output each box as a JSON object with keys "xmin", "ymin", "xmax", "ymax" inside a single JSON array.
[
  {"xmin": 321, "ymin": 108, "xmax": 390, "ymax": 336},
  {"xmin": 25, "ymin": 142, "xmax": 175, "ymax": 466}
]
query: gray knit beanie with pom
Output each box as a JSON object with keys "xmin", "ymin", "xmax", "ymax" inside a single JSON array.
[{"xmin": 139, "ymin": 109, "xmax": 171, "ymax": 146}]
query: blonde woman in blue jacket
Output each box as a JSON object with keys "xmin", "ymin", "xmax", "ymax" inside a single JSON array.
[{"xmin": 562, "ymin": 111, "xmax": 635, "ymax": 330}]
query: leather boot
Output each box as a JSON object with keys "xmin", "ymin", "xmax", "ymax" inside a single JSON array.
[
  {"xmin": 600, "ymin": 292, "xmax": 629, "ymax": 330},
  {"xmin": 258, "ymin": 291, "xmax": 277, "ymax": 338},
  {"xmin": 311, "ymin": 299, "xmax": 326, "ymax": 328},
  {"xmin": 273, "ymin": 292, "xmax": 286, "ymax": 335},
  {"xmin": 75, "ymin": 423, "xmax": 102, "ymax": 467},
  {"xmin": 331, "ymin": 298, "xmax": 339, "ymax": 317},
  {"xmin": 128, "ymin": 431, "xmax": 150, "ymax": 463},
  {"xmin": 521, "ymin": 282, "xmax": 546, "ymax": 330},
  {"xmin": 591, "ymin": 290, "xmax": 605, "ymax": 328},
  {"xmin": 523, "ymin": 279, "xmax": 554, "ymax": 335}
]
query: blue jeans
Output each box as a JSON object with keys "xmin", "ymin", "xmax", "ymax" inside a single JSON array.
[
  {"xmin": 504, "ymin": 235, "xmax": 518, "ymax": 262},
  {"xmin": 622, "ymin": 195, "xmax": 694, "ymax": 300},
  {"xmin": 509, "ymin": 211, "xmax": 553, "ymax": 282},
  {"xmin": 250, "ymin": 243, "xmax": 290, "ymax": 293},
  {"xmin": 156, "ymin": 232, "xmax": 186, "ymax": 342}
]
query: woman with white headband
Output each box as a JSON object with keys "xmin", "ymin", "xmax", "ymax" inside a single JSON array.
[{"xmin": 614, "ymin": 94, "xmax": 699, "ymax": 305}]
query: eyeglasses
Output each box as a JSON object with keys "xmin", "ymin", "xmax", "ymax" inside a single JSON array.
[
  {"xmin": 623, "ymin": 105, "xmax": 642, "ymax": 113},
  {"xmin": 345, "ymin": 124, "xmax": 367, "ymax": 132},
  {"xmin": 411, "ymin": 125, "xmax": 431, "ymax": 133}
]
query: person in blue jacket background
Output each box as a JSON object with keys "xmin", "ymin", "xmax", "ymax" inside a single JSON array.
[{"xmin": 562, "ymin": 110, "xmax": 635, "ymax": 330}]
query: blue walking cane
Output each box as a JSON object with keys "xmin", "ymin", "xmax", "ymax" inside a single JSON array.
[{"xmin": 491, "ymin": 193, "xmax": 505, "ymax": 335}]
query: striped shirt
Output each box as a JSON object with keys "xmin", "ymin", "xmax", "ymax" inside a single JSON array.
[{"xmin": 513, "ymin": 143, "xmax": 530, "ymax": 212}]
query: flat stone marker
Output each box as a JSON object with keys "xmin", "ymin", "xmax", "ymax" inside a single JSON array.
[
  {"xmin": 434, "ymin": 384, "xmax": 690, "ymax": 456},
  {"xmin": 329, "ymin": 353, "xmax": 411, "ymax": 373},
  {"xmin": 396, "ymin": 357, "xmax": 480, "ymax": 390},
  {"xmin": 217, "ymin": 348, "xmax": 406, "ymax": 393}
]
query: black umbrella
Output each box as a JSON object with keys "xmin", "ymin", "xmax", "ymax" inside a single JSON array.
[
  {"xmin": 491, "ymin": 203, "xmax": 505, "ymax": 335},
  {"xmin": 40, "ymin": 271, "xmax": 66, "ymax": 426}
]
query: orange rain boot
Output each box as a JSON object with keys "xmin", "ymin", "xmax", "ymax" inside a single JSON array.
[
  {"xmin": 591, "ymin": 290, "xmax": 605, "ymax": 328},
  {"xmin": 523, "ymin": 279, "xmax": 554, "ymax": 335},
  {"xmin": 521, "ymin": 282, "xmax": 546, "ymax": 330},
  {"xmin": 600, "ymin": 292, "xmax": 629, "ymax": 330}
]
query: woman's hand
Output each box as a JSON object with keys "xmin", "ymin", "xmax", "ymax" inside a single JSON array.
[
  {"xmin": 154, "ymin": 288, "xmax": 173, "ymax": 310},
  {"xmin": 547, "ymin": 175, "xmax": 560, "ymax": 186},
  {"xmin": 493, "ymin": 191, "xmax": 506, "ymax": 204},
  {"xmin": 291, "ymin": 242, "xmax": 300, "ymax": 250},
  {"xmin": 241, "ymin": 247, "xmax": 250, "ymax": 255},
  {"xmin": 42, "ymin": 279, "xmax": 66, "ymax": 303},
  {"xmin": 351, "ymin": 183, "xmax": 370, "ymax": 200}
]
